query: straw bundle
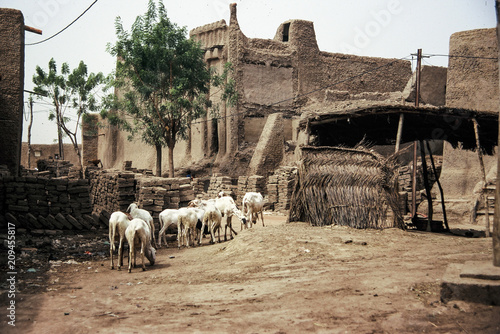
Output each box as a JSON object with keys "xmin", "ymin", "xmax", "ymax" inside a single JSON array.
[{"xmin": 290, "ymin": 146, "xmax": 404, "ymax": 229}]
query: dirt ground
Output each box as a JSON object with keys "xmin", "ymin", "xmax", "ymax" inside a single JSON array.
[{"xmin": 2, "ymin": 213, "xmax": 500, "ymax": 333}]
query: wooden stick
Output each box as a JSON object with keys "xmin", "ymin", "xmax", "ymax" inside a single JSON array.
[
  {"xmin": 395, "ymin": 113, "xmax": 404, "ymax": 153},
  {"xmin": 419, "ymin": 140, "xmax": 433, "ymax": 232},
  {"xmin": 473, "ymin": 118, "xmax": 490, "ymax": 237},
  {"xmin": 425, "ymin": 141, "xmax": 449, "ymax": 232}
]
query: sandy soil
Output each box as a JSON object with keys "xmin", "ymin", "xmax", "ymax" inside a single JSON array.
[{"xmin": 2, "ymin": 213, "xmax": 500, "ymax": 333}]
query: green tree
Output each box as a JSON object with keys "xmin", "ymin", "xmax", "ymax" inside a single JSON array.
[
  {"xmin": 33, "ymin": 58, "xmax": 105, "ymax": 174},
  {"xmin": 102, "ymin": 0, "xmax": 237, "ymax": 177}
]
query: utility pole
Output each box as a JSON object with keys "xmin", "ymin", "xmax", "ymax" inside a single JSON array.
[
  {"xmin": 411, "ymin": 49, "xmax": 422, "ymax": 219},
  {"xmin": 412, "ymin": 49, "xmax": 435, "ymax": 232},
  {"xmin": 415, "ymin": 48, "xmax": 422, "ymax": 108}
]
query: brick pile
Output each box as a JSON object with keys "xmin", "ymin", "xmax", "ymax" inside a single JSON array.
[
  {"xmin": 68, "ymin": 165, "xmax": 82, "ymax": 179},
  {"xmin": 87, "ymin": 169, "xmax": 136, "ymax": 216},
  {"xmin": 122, "ymin": 160, "xmax": 153, "ymax": 175},
  {"xmin": 191, "ymin": 177, "xmax": 210, "ymax": 199},
  {"xmin": 397, "ymin": 158, "xmax": 442, "ymax": 215},
  {"xmin": 237, "ymin": 175, "xmax": 266, "ymax": 205},
  {"xmin": 34, "ymin": 159, "xmax": 74, "ymax": 178},
  {"xmin": 267, "ymin": 166, "xmax": 297, "ymax": 211},
  {"xmin": 0, "ymin": 175, "xmax": 96, "ymax": 231},
  {"xmin": 207, "ymin": 174, "xmax": 236, "ymax": 199},
  {"xmin": 135, "ymin": 176, "xmax": 193, "ymax": 223}
]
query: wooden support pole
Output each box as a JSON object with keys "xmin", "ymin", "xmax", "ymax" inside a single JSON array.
[
  {"xmin": 419, "ymin": 140, "xmax": 433, "ymax": 232},
  {"xmin": 473, "ymin": 118, "xmax": 491, "ymax": 237},
  {"xmin": 411, "ymin": 141, "xmax": 417, "ymax": 218},
  {"xmin": 426, "ymin": 140, "xmax": 449, "ymax": 232},
  {"xmin": 415, "ymin": 49, "xmax": 422, "ymax": 107},
  {"xmin": 395, "ymin": 114, "xmax": 404, "ymax": 153},
  {"xmin": 411, "ymin": 49, "xmax": 423, "ymax": 219}
]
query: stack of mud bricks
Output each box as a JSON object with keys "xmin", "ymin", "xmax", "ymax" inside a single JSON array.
[
  {"xmin": 135, "ymin": 176, "xmax": 193, "ymax": 225},
  {"xmin": 122, "ymin": 160, "xmax": 153, "ymax": 175},
  {"xmin": 68, "ymin": 165, "xmax": 82, "ymax": 179},
  {"xmin": 191, "ymin": 177, "xmax": 210, "ymax": 199},
  {"xmin": 207, "ymin": 174, "xmax": 235, "ymax": 199},
  {"xmin": 36, "ymin": 159, "xmax": 74, "ymax": 178},
  {"xmin": 0, "ymin": 175, "xmax": 96, "ymax": 232},
  {"xmin": 87, "ymin": 169, "xmax": 136, "ymax": 224},
  {"xmin": 397, "ymin": 158, "xmax": 441, "ymax": 215},
  {"xmin": 267, "ymin": 167, "xmax": 297, "ymax": 212},
  {"xmin": 398, "ymin": 165, "xmax": 412, "ymax": 215},
  {"xmin": 237, "ymin": 175, "xmax": 265, "ymax": 205},
  {"xmin": 123, "ymin": 161, "xmax": 133, "ymax": 171}
]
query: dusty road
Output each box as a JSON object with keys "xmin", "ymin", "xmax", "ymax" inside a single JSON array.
[{"xmin": 2, "ymin": 213, "xmax": 500, "ymax": 333}]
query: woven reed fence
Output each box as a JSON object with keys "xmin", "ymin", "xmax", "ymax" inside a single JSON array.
[{"xmin": 289, "ymin": 146, "xmax": 404, "ymax": 229}]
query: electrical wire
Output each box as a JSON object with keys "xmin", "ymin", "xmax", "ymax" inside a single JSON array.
[
  {"xmin": 26, "ymin": 0, "xmax": 99, "ymax": 46},
  {"xmin": 425, "ymin": 53, "xmax": 498, "ymax": 60}
]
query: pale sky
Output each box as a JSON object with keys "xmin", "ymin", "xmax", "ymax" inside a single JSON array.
[{"xmin": 1, "ymin": 0, "xmax": 497, "ymax": 144}]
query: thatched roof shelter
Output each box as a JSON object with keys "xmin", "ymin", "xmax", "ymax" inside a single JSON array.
[
  {"xmin": 290, "ymin": 146, "xmax": 404, "ymax": 229},
  {"xmin": 299, "ymin": 104, "xmax": 498, "ymax": 154},
  {"xmin": 292, "ymin": 103, "xmax": 498, "ymax": 230}
]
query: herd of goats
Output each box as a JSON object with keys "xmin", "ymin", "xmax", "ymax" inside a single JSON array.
[{"xmin": 108, "ymin": 192, "xmax": 266, "ymax": 273}]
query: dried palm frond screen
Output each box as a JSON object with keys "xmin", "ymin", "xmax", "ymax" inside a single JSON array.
[{"xmin": 289, "ymin": 146, "xmax": 404, "ymax": 229}]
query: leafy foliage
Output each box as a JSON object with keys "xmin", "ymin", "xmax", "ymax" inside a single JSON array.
[
  {"xmin": 33, "ymin": 58, "xmax": 105, "ymax": 171},
  {"xmin": 102, "ymin": 0, "xmax": 238, "ymax": 176}
]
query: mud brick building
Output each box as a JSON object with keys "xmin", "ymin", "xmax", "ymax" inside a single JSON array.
[{"xmin": 97, "ymin": 3, "xmax": 414, "ymax": 178}]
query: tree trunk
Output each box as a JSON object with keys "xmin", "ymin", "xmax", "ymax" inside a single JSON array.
[
  {"xmin": 156, "ymin": 144, "xmax": 162, "ymax": 177},
  {"xmin": 73, "ymin": 141, "xmax": 83, "ymax": 179},
  {"xmin": 168, "ymin": 144, "xmax": 175, "ymax": 178},
  {"xmin": 56, "ymin": 107, "xmax": 64, "ymax": 160}
]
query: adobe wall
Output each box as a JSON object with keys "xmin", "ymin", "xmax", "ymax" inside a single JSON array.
[
  {"xmin": 244, "ymin": 117, "xmax": 293, "ymax": 143},
  {"xmin": 97, "ymin": 114, "xmax": 188, "ymax": 174},
  {"xmin": 99, "ymin": 4, "xmax": 413, "ymax": 176},
  {"xmin": 431, "ymin": 28, "xmax": 499, "ymax": 224},
  {"xmin": 248, "ymin": 113, "xmax": 285, "ymax": 177},
  {"xmin": 82, "ymin": 114, "xmax": 99, "ymax": 166},
  {"xmin": 430, "ymin": 142, "xmax": 497, "ymax": 224},
  {"xmin": 21, "ymin": 143, "xmax": 81, "ymax": 169},
  {"xmin": 0, "ymin": 9, "xmax": 24, "ymax": 176},
  {"xmin": 403, "ymin": 65, "xmax": 447, "ymax": 106},
  {"xmin": 446, "ymin": 28, "xmax": 499, "ymax": 111}
]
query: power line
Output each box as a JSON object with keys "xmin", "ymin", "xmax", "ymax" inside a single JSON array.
[
  {"xmin": 425, "ymin": 53, "xmax": 498, "ymax": 60},
  {"xmin": 26, "ymin": 0, "xmax": 99, "ymax": 46}
]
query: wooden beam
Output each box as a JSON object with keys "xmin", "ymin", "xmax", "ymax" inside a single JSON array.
[
  {"xmin": 426, "ymin": 140, "xmax": 449, "ymax": 232},
  {"xmin": 395, "ymin": 113, "xmax": 404, "ymax": 152},
  {"xmin": 24, "ymin": 25, "xmax": 42, "ymax": 35},
  {"xmin": 419, "ymin": 139, "xmax": 433, "ymax": 232},
  {"xmin": 473, "ymin": 117, "xmax": 491, "ymax": 237}
]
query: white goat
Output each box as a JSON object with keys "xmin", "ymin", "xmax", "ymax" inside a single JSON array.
[
  {"xmin": 188, "ymin": 198, "xmax": 216, "ymax": 208},
  {"xmin": 157, "ymin": 207, "xmax": 188, "ymax": 248},
  {"xmin": 177, "ymin": 208, "xmax": 204, "ymax": 248},
  {"xmin": 242, "ymin": 192, "xmax": 265, "ymax": 230},
  {"xmin": 125, "ymin": 218, "xmax": 156, "ymax": 273},
  {"xmin": 215, "ymin": 196, "xmax": 246, "ymax": 241},
  {"xmin": 198, "ymin": 204, "xmax": 222, "ymax": 245},
  {"xmin": 108, "ymin": 211, "xmax": 130, "ymax": 270},
  {"xmin": 127, "ymin": 203, "xmax": 156, "ymax": 248}
]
